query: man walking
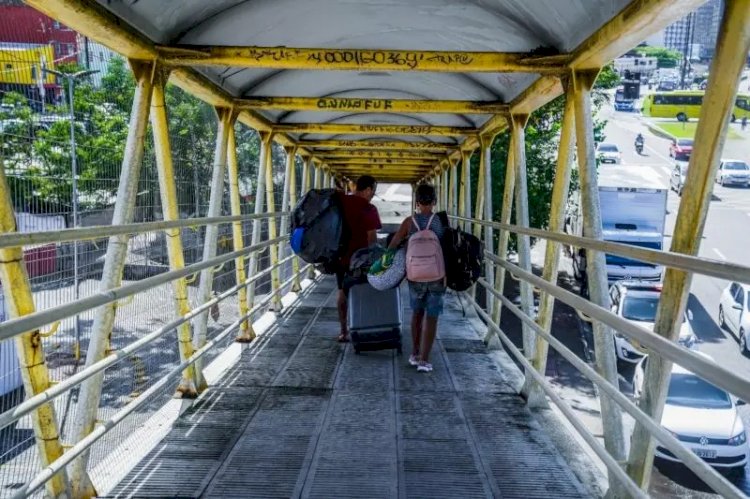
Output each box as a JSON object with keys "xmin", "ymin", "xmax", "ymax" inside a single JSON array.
[{"xmin": 336, "ymin": 175, "xmax": 381, "ymax": 342}]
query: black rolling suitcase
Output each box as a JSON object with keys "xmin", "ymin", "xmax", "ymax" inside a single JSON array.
[{"xmin": 347, "ymin": 282, "xmax": 402, "ymax": 354}]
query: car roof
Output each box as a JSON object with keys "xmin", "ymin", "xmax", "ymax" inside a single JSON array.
[
  {"xmin": 597, "ymin": 142, "xmax": 618, "ymax": 148},
  {"xmin": 721, "ymin": 158, "xmax": 747, "ymax": 163},
  {"xmin": 671, "ymin": 352, "xmax": 715, "ymax": 376}
]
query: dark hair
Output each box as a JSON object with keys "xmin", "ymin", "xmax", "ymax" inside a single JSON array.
[
  {"xmin": 356, "ymin": 175, "xmax": 377, "ymax": 192},
  {"xmin": 415, "ymin": 183, "xmax": 436, "ymax": 205}
]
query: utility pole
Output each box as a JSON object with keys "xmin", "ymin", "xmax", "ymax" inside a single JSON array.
[{"xmin": 42, "ymin": 67, "xmax": 99, "ymax": 359}]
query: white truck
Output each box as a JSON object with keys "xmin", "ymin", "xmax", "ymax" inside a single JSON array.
[{"xmin": 566, "ymin": 166, "xmax": 668, "ymax": 286}]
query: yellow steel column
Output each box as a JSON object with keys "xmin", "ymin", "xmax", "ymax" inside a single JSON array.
[
  {"xmin": 627, "ymin": 1, "xmax": 750, "ymax": 489},
  {"xmin": 150, "ymin": 67, "xmax": 198, "ymax": 396},
  {"xmin": 473, "ymin": 144, "xmax": 486, "ymax": 239},
  {"xmin": 572, "ymin": 68, "xmax": 627, "ymax": 473},
  {"xmin": 69, "ymin": 60, "xmax": 155, "ymax": 498},
  {"xmin": 265, "ymin": 138, "xmax": 283, "ymax": 311},
  {"xmin": 488, "ymin": 134, "xmax": 516, "ymax": 332},
  {"xmin": 510, "ymin": 115, "xmax": 536, "ymax": 373},
  {"xmin": 192, "ymin": 107, "xmax": 236, "ymax": 392},
  {"xmin": 480, "ymin": 134, "xmax": 495, "ymax": 317},
  {"xmin": 0, "ymin": 164, "xmax": 69, "ymax": 498},
  {"xmin": 458, "ymin": 149, "xmax": 472, "ymax": 231},
  {"xmin": 285, "ymin": 146, "xmax": 302, "ymax": 292},
  {"xmin": 526, "ymin": 79, "xmax": 576, "ymax": 407},
  {"xmin": 246, "ymin": 132, "xmax": 272, "ymax": 316},
  {"xmin": 302, "ymin": 155, "xmax": 316, "ymax": 279},
  {"xmin": 448, "ymin": 157, "xmax": 458, "ymax": 216},
  {"xmin": 227, "ymin": 124, "xmax": 253, "ymax": 342}
]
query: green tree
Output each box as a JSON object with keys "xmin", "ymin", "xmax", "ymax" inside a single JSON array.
[
  {"xmin": 634, "ymin": 46, "xmax": 682, "ymax": 68},
  {"xmin": 471, "ymin": 72, "xmax": 611, "ymax": 251}
]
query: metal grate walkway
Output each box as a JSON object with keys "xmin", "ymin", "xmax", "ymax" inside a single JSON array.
[{"xmin": 103, "ymin": 277, "xmax": 590, "ymax": 498}]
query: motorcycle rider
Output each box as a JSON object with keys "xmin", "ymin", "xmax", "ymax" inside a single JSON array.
[{"xmin": 634, "ymin": 133, "xmax": 645, "ymax": 153}]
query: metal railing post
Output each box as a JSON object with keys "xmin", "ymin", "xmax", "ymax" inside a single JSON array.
[
  {"xmin": 279, "ymin": 145, "xmax": 295, "ymax": 261},
  {"xmin": 0, "ymin": 151, "xmax": 70, "ymax": 499},
  {"xmin": 227, "ymin": 124, "xmax": 253, "ymax": 342},
  {"xmin": 150, "ymin": 67, "xmax": 199, "ymax": 396},
  {"xmin": 473, "ymin": 144, "xmax": 486, "ymax": 240},
  {"xmin": 68, "ymin": 60, "xmax": 155, "ymax": 497},
  {"xmin": 192, "ymin": 107, "xmax": 236, "ymax": 392},
  {"xmin": 284, "ymin": 146, "xmax": 302, "ymax": 292},
  {"xmin": 449, "ymin": 156, "xmax": 458, "ymax": 217},
  {"xmin": 626, "ymin": 1, "xmax": 750, "ymax": 489},
  {"xmin": 572, "ymin": 69, "xmax": 627, "ymax": 475},
  {"xmin": 265, "ymin": 137, "xmax": 283, "ymax": 312},
  {"xmin": 480, "ymin": 134, "xmax": 495, "ymax": 317},
  {"xmin": 458, "ymin": 149, "xmax": 472, "ymax": 232},
  {"xmin": 302, "ymin": 156, "xmax": 316, "ymax": 279},
  {"xmin": 488, "ymin": 132, "xmax": 516, "ymax": 332},
  {"xmin": 510, "ymin": 114, "xmax": 537, "ymax": 391},
  {"xmin": 246, "ymin": 132, "xmax": 272, "ymax": 312},
  {"xmin": 526, "ymin": 78, "xmax": 575, "ymax": 408}
]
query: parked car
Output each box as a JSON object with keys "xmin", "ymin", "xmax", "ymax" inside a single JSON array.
[
  {"xmin": 596, "ymin": 143, "xmax": 622, "ymax": 164},
  {"xmin": 716, "ymin": 159, "xmax": 750, "ymax": 187},
  {"xmin": 669, "ymin": 138, "xmax": 693, "ymax": 160},
  {"xmin": 609, "ymin": 281, "xmax": 697, "ymax": 363},
  {"xmin": 633, "ymin": 353, "xmax": 749, "ymax": 472},
  {"xmin": 719, "ymin": 282, "xmax": 750, "ymax": 353},
  {"xmin": 670, "ymin": 161, "xmax": 689, "ymax": 196}
]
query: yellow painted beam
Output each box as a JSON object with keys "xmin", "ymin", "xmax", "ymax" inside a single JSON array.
[
  {"xmin": 303, "ymin": 140, "xmax": 457, "ymax": 151},
  {"xmin": 276, "ymin": 123, "xmax": 476, "ymax": 137},
  {"xmin": 318, "ymin": 157, "xmax": 435, "ymax": 166},
  {"xmin": 158, "ymin": 45, "xmax": 570, "ymax": 73},
  {"xmin": 236, "ymin": 96, "xmax": 508, "ymax": 114},
  {"xmin": 316, "ymin": 150, "xmax": 445, "ymax": 160},
  {"xmin": 571, "ymin": 0, "xmax": 707, "ymax": 69}
]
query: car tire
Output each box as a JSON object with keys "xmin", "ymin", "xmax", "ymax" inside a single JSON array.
[
  {"xmin": 677, "ymin": 113, "xmax": 687, "ymax": 122},
  {"xmin": 741, "ymin": 329, "xmax": 747, "ymax": 354},
  {"xmin": 678, "ymin": 185, "xmax": 683, "ymax": 196},
  {"xmin": 719, "ymin": 305, "xmax": 726, "ymax": 329}
]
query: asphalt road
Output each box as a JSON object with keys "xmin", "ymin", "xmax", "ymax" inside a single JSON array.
[{"xmin": 596, "ymin": 108, "xmax": 750, "ymax": 497}]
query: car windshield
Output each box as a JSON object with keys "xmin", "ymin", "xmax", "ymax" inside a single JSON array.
[
  {"xmin": 676, "ymin": 139, "xmax": 693, "ymax": 146},
  {"xmin": 724, "ymin": 161, "xmax": 749, "ymax": 171},
  {"xmin": 606, "ymin": 240, "xmax": 661, "ymax": 267},
  {"xmin": 598, "ymin": 144, "xmax": 618, "ymax": 152},
  {"xmin": 621, "ymin": 293, "xmax": 659, "ymax": 322},
  {"xmin": 667, "ymin": 373, "xmax": 732, "ymax": 409}
]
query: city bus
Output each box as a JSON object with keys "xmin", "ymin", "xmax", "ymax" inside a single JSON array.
[{"xmin": 641, "ymin": 90, "xmax": 750, "ymax": 122}]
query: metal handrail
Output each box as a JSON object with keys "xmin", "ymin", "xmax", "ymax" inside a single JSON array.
[
  {"xmin": 487, "ymin": 252, "xmax": 750, "ymax": 404},
  {"xmin": 477, "ymin": 277, "xmax": 744, "ymax": 498},
  {"xmin": 470, "ymin": 299, "xmax": 648, "ymax": 499},
  {"xmin": 0, "ymin": 212, "xmax": 290, "ymax": 249},
  {"xmin": 0, "ymin": 235, "xmax": 289, "ymax": 341},
  {"xmin": 0, "ymin": 254, "xmax": 295, "ymax": 432},
  {"xmin": 14, "ymin": 263, "xmax": 313, "ymax": 498},
  {"xmin": 451, "ymin": 215, "xmax": 750, "ymax": 285}
]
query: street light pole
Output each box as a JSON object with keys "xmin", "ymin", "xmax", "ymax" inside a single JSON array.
[{"xmin": 43, "ymin": 68, "xmax": 98, "ymax": 359}]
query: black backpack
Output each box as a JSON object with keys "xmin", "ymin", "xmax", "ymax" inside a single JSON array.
[
  {"xmin": 437, "ymin": 212, "xmax": 484, "ymax": 292},
  {"xmin": 290, "ymin": 189, "xmax": 344, "ymax": 271}
]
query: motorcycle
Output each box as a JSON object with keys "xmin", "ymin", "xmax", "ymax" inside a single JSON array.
[{"xmin": 635, "ymin": 141, "xmax": 644, "ymax": 155}]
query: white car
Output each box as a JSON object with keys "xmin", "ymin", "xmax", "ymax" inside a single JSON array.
[
  {"xmin": 596, "ymin": 143, "xmax": 622, "ymax": 164},
  {"xmin": 719, "ymin": 282, "xmax": 750, "ymax": 353},
  {"xmin": 634, "ymin": 353, "xmax": 749, "ymax": 471},
  {"xmin": 609, "ymin": 281, "xmax": 697, "ymax": 363},
  {"xmin": 716, "ymin": 159, "xmax": 750, "ymax": 187}
]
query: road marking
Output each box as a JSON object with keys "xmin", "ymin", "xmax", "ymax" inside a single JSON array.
[{"xmin": 713, "ymin": 248, "xmax": 727, "ymax": 260}]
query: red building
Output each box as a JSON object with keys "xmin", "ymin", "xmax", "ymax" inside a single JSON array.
[{"xmin": 0, "ymin": 0, "xmax": 78, "ymax": 105}]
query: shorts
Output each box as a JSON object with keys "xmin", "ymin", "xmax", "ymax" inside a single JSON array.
[{"xmin": 409, "ymin": 280, "xmax": 446, "ymax": 317}]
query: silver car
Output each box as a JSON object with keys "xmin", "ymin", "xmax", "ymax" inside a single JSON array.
[
  {"xmin": 716, "ymin": 159, "xmax": 750, "ymax": 187},
  {"xmin": 670, "ymin": 161, "xmax": 689, "ymax": 196}
]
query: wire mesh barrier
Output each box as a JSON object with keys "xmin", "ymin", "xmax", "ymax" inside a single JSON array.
[
  {"xmin": 0, "ymin": 7, "xmax": 305, "ymax": 495},
  {"xmin": 451, "ymin": 215, "xmax": 750, "ymax": 499}
]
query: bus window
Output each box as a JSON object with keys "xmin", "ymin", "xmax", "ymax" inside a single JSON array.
[{"xmin": 737, "ymin": 98, "xmax": 750, "ymax": 111}]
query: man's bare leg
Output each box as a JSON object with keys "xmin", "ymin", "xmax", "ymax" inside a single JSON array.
[
  {"xmin": 411, "ymin": 310, "xmax": 424, "ymax": 359},
  {"xmin": 419, "ymin": 316, "xmax": 438, "ymax": 363},
  {"xmin": 337, "ymin": 290, "xmax": 349, "ymax": 342}
]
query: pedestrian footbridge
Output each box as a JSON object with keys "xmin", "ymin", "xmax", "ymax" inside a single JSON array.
[
  {"xmin": 102, "ymin": 277, "xmax": 589, "ymax": 499},
  {"xmin": 2, "ymin": 0, "xmax": 750, "ymax": 498}
]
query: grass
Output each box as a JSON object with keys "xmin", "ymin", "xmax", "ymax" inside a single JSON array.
[{"xmin": 654, "ymin": 121, "xmax": 742, "ymax": 140}]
